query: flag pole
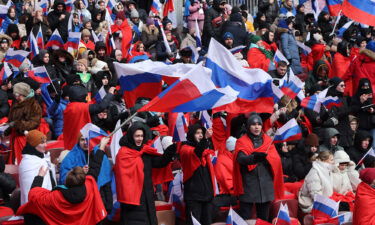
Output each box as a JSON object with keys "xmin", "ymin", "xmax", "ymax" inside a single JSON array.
[
  {"xmin": 330, "ymin": 10, "xmax": 342, "ymax": 36},
  {"xmin": 108, "ymin": 111, "xmax": 138, "ymax": 137},
  {"xmin": 44, "ymin": 67, "xmax": 58, "ymax": 94},
  {"xmin": 87, "ymin": 131, "xmax": 90, "ymax": 166}
]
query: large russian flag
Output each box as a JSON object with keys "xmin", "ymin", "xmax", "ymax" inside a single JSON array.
[
  {"xmin": 138, "ymin": 64, "xmax": 239, "ymax": 112},
  {"xmin": 312, "ymin": 194, "xmax": 339, "ymax": 219},
  {"xmin": 27, "ymin": 66, "xmax": 51, "ymax": 84},
  {"xmin": 114, "ymin": 60, "xmax": 196, "ymax": 108},
  {"xmin": 206, "ymin": 38, "xmax": 283, "ymax": 114},
  {"xmin": 326, "ymin": 0, "xmax": 342, "ymax": 16},
  {"xmin": 342, "ymin": 0, "xmax": 375, "ymax": 26},
  {"xmin": 45, "ymin": 29, "xmax": 65, "ymax": 50},
  {"xmin": 273, "ymin": 119, "xmax": 302, "ymax": 143},
  {"xmin": 4, "ymin": 49, "xmax": 29, "ymax": 67}
]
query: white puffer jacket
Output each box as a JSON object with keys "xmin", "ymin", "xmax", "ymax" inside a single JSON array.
[
  {"xmin": 298, "ymin": 160, "xmax": 334, "ymax": 213},
  {"xmin": 331, "ymin": 150, "xmax": 361, "ymax": 194}
]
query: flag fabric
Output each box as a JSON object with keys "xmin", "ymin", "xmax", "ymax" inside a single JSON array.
[
  {"xmin": 38, "ymin": 0, "xmax": 49, "ymax": 15},
  {"xmin": 172, "ymin": 113, "xmax": 188, "ymax": 142},
  {"xmin": 337, "ymin": 20, "xmax": 354, "ymax": 38},
  {"xmin": 229, "ymin": 45, "xmax": 246, "ymax": 55},
  {"xmin": 107, "ymin": 0, "xmax": 117, "ymax": 10},
  {"xmin": 195, "ymin": 19, "xmax": 202, "ymax": 48},
  {"xmin": 312, "ymin": 0, "xmax": 322, "ymax": 20},
  {"xmin": 312, "ymin": 194, "xmax": 339, "ymax": 219},
  {"xmin": 280, "ymin": 71, "xmax": 304, "ymax": 99},
  {"xmin": 342, "ymin": 0, "xmax": 375, "ymax": 26},
  {"xmin": 27, "ymin": 66, "xmax": 51, "ymax": 84},
  {"xmin": 226, "ymin": 207, "xmax": 247, "ymax": 225},
  {"xmin": 110, "ymin": 120, "xmax": 123, "ymax": 164},
  {"xmin": 114, "ymin": 60, "xmax": 195, "ymax": 108},
  {"xmin": 45, "ymin": 29, "xmax": 65, "ymax": 50},
  {"xmin": 296, "ymin": 41, "xmax": 312, "ymax": 56},
  {"xmin": 151, "ymin": 136, "xmax": 164, "ymax": 154},
  {"xmin": 326, "ymin": 212, "xmax": 352, "ymax": 225},
  {"xmin": 150, "ymin": 0, "xmax": 162, "ymax": 15},
  {"xmin": 94, "ymin": 86, "xmax": 107, "ymax": 103},
  {"xmin": 80, "ymin": 123, "xmax": 108, "ymax": 151},
  {"xmin": 168, "ymin": 171, "xmax": 185, "ymax": 219},
  {"xmin": 326, "ymin": 0, "xmax": 342, "ymax": 16},
  {"xmin": 274, "ymin": 119, "xmax": 302, "ymax": 143},
  {"xmin": 301, "ymin": 88, "xmax": 329, "ymax": 113},
  {"xmin": 4, "ymin": 49, "xmax": 29, "ymax": 67},
  {"xmin": 36, "ymin": 25, "xmax": 44, "ymax": 49},
  {"xmin": 163, "ymin": 0, "xmax": 177, "ymax": 27},
  {"xmin": 29, "ymin": 33, "xmax": 39, "ymax": 59},
  {"xmin": 155, "ymin": 19, "xmax": 172, "ymax": 54},
  {"xmin": 139, "ymin": 64, "xmax": 239, "ymax": 113},
  {"xmin": 322, "ymin": 96, "xmax": 342, "ymax": 110},
  {"xmin": 206, "ymin": 38, "xmax": 283, "ymax": 114},
  {"xmin": 275, "ymin": 204, "xmax": 291, "ymax": 225},
  {"xmin": 357, "ymin": 147, "xmax": 375, "ymax": 166},
  {"xmin": 64, "ymin": 32, "xmax": 81, "ymax": 53},
  {"xmin": 65, "ymin": 0, "xmax": 73, "ymax": 12},
  {"xmin": 274, "ymin": 49, "xmax": 290, "ymax": 65},
  {"xmin": 200, "ymin": 110, "xmax": 212, "ymax": 129},
  {"xmin": 0, "ymin": 0, "xmax": 11, "ymax": 20},
  {"xmin": 184, "ymin": 0, "xmax": 191, "ymax": 16},
  {"xmin": 0, "ymin": 62, "xmax": 12, "ymax": 85},
  {"xmin": 192, "ymin": 213, "xmax": 201, "ymax": 225}
]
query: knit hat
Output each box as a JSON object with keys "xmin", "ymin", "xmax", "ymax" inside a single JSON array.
[
  {"xmin": 146, "ymin": 17, "xmax": 154, "ymax": 26},
  {"xmin": 278, "ymin": 19, "xmax": 289, "ymax": 29},
  {"xmin": 226, "ymin": 136, "xmax": 237, "ymax": 151},
  {"xmin": 116, "ymin": 11, "xmax": 126, "ymax": 20},
  {"xmin": 77, "ymin": 58, "xmax": 88, "ymax": 69},
  {"xmin": 81, "ymin": 29, "xmax": 91, "ymax": 37},
  {"xmin": 329, "ymin": 76, "xmax": 343, "ymax": 88},
  {"xmin": 162, "ymin": 18, "xmax": 172, "ymax": 27},
  {"xmin": 360, "ymin": 168, "xmax": 375, "ymax": 185},
  {"xmin": 304, "ymin": 133, "xmax": 319, "ymax": 146},
  {"xmin": 13, "ymin": 82, "xmax": 31, "ymax": 97},
  {"xmin": 130, "ymin": 9, "xmax": 139, "ymax": 18},
  {"xmin": 247, "ymin": 113, "xmax": 263, "ymax": 126},
  {"xmin": 250, "ymin": 35, "xmax": 262, "ymax": 44},
  {"xmin": 222, "ymin": 32, "xmax": 234, "ymax": 40},
  {"xmin": 26, "ymin": 130, "xmax": 47, "ymax": 147},
  {"xmin": 366, "ymin": 40, "xmax": 375, "ymax": 52}
]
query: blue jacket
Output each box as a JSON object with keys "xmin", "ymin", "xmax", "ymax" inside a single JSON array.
[
  {"xmin": 47, "ymin": 99, "xmax": 68, "ymax": 138},
  {"xmin": 2, "ymin": 17, "xmax": 18, "ymax": 33},
  {"xmin": 280, "ymin": 28, "xmax": 303, "ymax": 74}
]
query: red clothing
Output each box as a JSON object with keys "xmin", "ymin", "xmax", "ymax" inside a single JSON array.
[
  {"xmin": 212, "ymin": 117, "xmax": 227, "ymax": 152},
  {"xmin": 330, "ymin": 52, "xmax": 352, "ymax": 96},
  {"xmin": 215, "ymin": 149, "xmax": 233, "ymax": 194},
  {"xmin": 343, "ymin": 49, "xmax": 375, "ymax": 95},
  {"xmin": 150, "ymin": 124, "xmax": 169, "ymax": 136},
  {"xmin": 63, "ymin": 102, "xmax": 91, "ymax": 150},
  {"xmin": 17, "ymin": 176, "xmax": 107, "ymax": 225},
  {"xmin": 111, "ymin": 20, "xmax": 133, "ymax": 59},
  {"xmin": 247, "ymin": 47, "xmax": 271, "ymax": 72},
  {"xmin": 307, "ymin": 44, "xmax": 330, "ymax": 71},
  {"xmin": 353, "ymin": 182, "xmax": 375, "ymax": 225},
  {"xmin": 232, "ymin": 133, "xmax": 284, "ymax": 200},
  {"xmin": 262, "ymin": 41, "xmax": 278, "ymax": 53},
  {"xmin": 179, "ymin": 144, "xmax": 216, "ymax": 194},
  {"xmin": 80, "ymin": 40, "xmax": 95, "ymax": 50},
  {"xmin": 113, "ymin": 145, "xmax": 173, "ymax": 205}
]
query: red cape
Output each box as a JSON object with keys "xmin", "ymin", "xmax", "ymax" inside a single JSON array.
[
  {"xmin": 113, "ymin": 145, "xmax": 173, "ymax": 205},
  {"xmin": 232, "ymin": 134, "xmax": 284, "ymax": 200},
  {"xmin": 63, "ymin": 102, "xmax": 91, "ymax": 150},
  {"xmin": 212, "ymin": 117, "xmax": 227, "ymax": 152},
  {"xmin": 247, "ymin": 47, "xmax": 271, "ymax": 72},
  {"xmin": 17, "ymin": 176, "xmax": 106, "ymax": 225},
  {"xmin": 353, "ymin": 182, "xmax": 375, "ymax": 225},
  {"xmin": 215, "ymin": 149, "xmax": 233, "ymax": 194},
  {"xmin": 330, "ymin": 52, "xmax": 352, "ymax": 96},
  {"xmin": 179, "ymin": 144, "xmax": 216, "ymax": 194},
  {"xmin": 111, "ymin": 20, "xmax": 133, "ymax": 59}
]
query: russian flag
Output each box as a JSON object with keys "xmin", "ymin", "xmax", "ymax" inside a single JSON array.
[
  {"xmin": 357, "ymin": 147, "xmax": 375, "ymax": 166},
  {"xmin": 163, "ymin": 0, "xmax": 177, "ymax": 27},
  {"xmin": 0, "ymin": 62, "xmax": 11, "ymax": 85},
  {"xmin": 325, "ymin": 212, "xmax": 352, "ymax": 225},
  {"xmin": 168, "ymin": 171, "xmax": 185, "ymax": 219},
  {"xmin": 65, "ymin": 0, "xmax": 73, "ymax": 12},
  {"xmin": 109, "ymin": 120, "xmax": 123, "ymax": 164},
  {"xmin": 229, "ymin": 45, "xmax": 246, "ymax": 55},
  {"xmin": 4, "ymin": 49, "xmax": 29, "ymax": 67},
  {"xmin": 64, "ymin": 32, "xmax": 81, "ymax": 52},
  {"xmin": 342, "ymin": 0, "xmax": 375, "ymax": 26},
  {"xmin": 29, "ymin": 32, "xmax": 39, "ymax": 59},
  {"xmin": 114, "ymin": 60, "xmax": 195, "ymax": 108},
  {"xmin": 326, "ymin": 0, "xmax": 342, "ymax": 16},
  {"xmin": 39, "ymin": 0, "xmax": 48, "ymax": 15},
  {"xmin": 172, "ymin": 113, "xmax": 188, "ymax": 142},
  {"xmin": 301, "ymin": 88, "xmax": 329, "ymax": 113},
  {"xmin": 226, "ymin": 207, "xmax": 247, "ymax": 225},
  {"xmin": 337, "ymin": 20, "xmax": 354, "ymax": 38},
  {"xmin": 138, "ymin": 64, "xmax": 239, "ymax": 113},
  {"xmin": 0, "ymin": 0, "xmax": 11, "ymax": 19},
  {"xmin": 296, "ymin": 41, "xmax": 312, "ymax": 56},
  {"xmin": 206, "ymin": 38, "xmax": 283, "ymax": 114},
  {"xmin": 312, "ymin": 194, "xmax": 339, "ymax": 219},
  {"xmin": 36, "ymin": 25, "xmax": 44, "ymax": 49},
  {"xmin": 274, "ymin": 119, "xmax": 302, "ymax": 143},
  {"xmin": 107, "ymin": 0, "xmax": 117, "ymax": 10},
  {"xmin": 195, "ymin": 19, "xmax": 202, "ymax": 48},
  {"xmin": 94, "ymin": 86, "xmax": 107, "ymax": 103},
  {"xmin": 150, "ymin": 0, "xmax": 162, "ymax": 15},
  {"xmin": 280, "ymin": 71, "xmax": 304, "ymax": 99},
  {"xmin": 200, "ymin": 110, "xmax": 212, "ymax": 129},
  {"xmin": 45, "ymin": 29, "xmax": 65, "ymax": 50},
  {"xmin": 27, "ymin": 66, "xmax": 51, "ymax": 84},
  {"xmin": 80, "ymin": 123, "xmax": 108, "ymax": 151},
  {"xmin": 274, "ymin": 49, "xmax": 290, "ymax": 65},
  {"xmin": 275, "ymin": 204, "xmax": 291, "ymax": 225},
  {"xmin": 322, "ymin": 96, "xmax": 342, "ymax": 110}
]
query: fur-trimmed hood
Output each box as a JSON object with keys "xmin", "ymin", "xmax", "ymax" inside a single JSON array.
[{"xmin": 142, "ymin": 24, "xmax": 159, "ymax": 36}]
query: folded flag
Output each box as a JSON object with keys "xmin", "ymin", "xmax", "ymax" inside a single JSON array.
[
  {"xmin": 94, "ymin": 86, "xmax": 107, "ymax": 103},
  {"xmin": 4, "ymin": 48, "xmax": 29, "ymax": 67},
  {"xmin": 39, "ymin": 0, "xmax": 49, "ymax": 15},
  {"xmin": 150, "ymin": 0, "xmax": 162, "ymax": 15},
  {"xmin": 200, "ymin": 110, "xmax": 212, "ymax": 129},
  {"xmin": 139, "ymin": 63, "xmax": 239, "ymax": 112},
  {"xmin": 275, "ymin": 204, "xmax": 291, "ymax": 225},
  {"xmin": 206, "ymin": 38, "xmax": 283, "ymax": 114},
  {"xmin": 274, "ymin": 119, "xmax": 302, "ymax": 143},
  {"xmin": 229, "ymin": 45, "xmax": 246, "ymax": 55},
  {"xmin": 171, "ymin": 112, "xmax": 188, "ymax": 142},
  {"xmin": 342, "ymin": 0, "xmax": 375, "ymax": 26},
  {"xmin": 226, "ymin": 207, "xmax": 247, "ymax": 225},
  {"xmin": 26, "ymin": 66, "xmax": 51, "ymax": 84},
  {"xmin": 0, "ymin": 0, "xmax": 11, "ymax": 19},
  {"xmin": 151, "ymin": 136, "xmax": 164, "ymax": 154},
  {"xmin": 274, "ymin": 49, "xmax": 290, "ymax": 65},
  {"xmin": 114, "ymin": 60, "xmax": 195, "ymax": 108},
  {"xmin": 80, "ymin": 123, "xmax": 108, "ymax": 151},
  {"xmin": 312, "ymin": 194, "xmax": 339, "ymax": 219},
  {"xmin": 29, "ymin": 32, "xmax": 39, "ymax": 59},
  {"xmin": 0, "ymin": 62, "xmax": 12, "ymax": 85},
  {"xmin": 110, "ymin": 120, "xmax": 123, "ymax": 164},
  {"xmin": 296, "ymin": 41, "xmax": 312, "ymax": 56},
  {"xmin": 280, "ymin": 70, "xmax": 304, "ymax": 99},
  {"xmin": 326, "ymin": 0, "xmax": 342, "ymax": 16},
  {"xmin": 45, "ymin": 29, "xmax": 65, "ymax": 50}
]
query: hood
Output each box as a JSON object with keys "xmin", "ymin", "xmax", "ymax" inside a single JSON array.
[
  {"xmin": 186, "ymin": 123, "xmax": 206, "ymax": 145},
  {"xmin": 354, "ymin": 130, "xmax": 373, "ymax": 151},
  {"xmin": 59, "ymin": 185, "xmax": 86, "ymax": 204},
  {"xmin": 312, "ymin": 60, "xmax": 329, "ymax": 80},
  {"xmin": 213, "ymin": 0, "xmax": 224, "ymax": 11},
  {"xmin": 323, "ymin": 128, "xmax": 340, "ymax": 145},
  {"xmin": 119, "ymin": 122, "xmax": 151, "ymax": 150},
  {"xmin": 355, "ymin": 78, "xmax": 373, "ymax": 97},
  {"xmin": 53, "ymin": 0, "xmax": 66, "ymax": 12},
  {"xmin": 337, "ymin": 41, "xmax": 350, "ymax": 57},
  {"xmin": 68, "ymin": 85, "xmax": 88, "ymax": 102},
  {"xmin": 333, "ymin": 150, "xmax": 351, "ymax": 164}
]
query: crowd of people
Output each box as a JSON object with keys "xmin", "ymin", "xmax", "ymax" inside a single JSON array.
[{"xmin": 0, "ymin": 0, "xmax": 375, "ymax": 224}]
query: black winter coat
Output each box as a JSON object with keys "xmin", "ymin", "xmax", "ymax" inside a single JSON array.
[
  {"xmin": 220, "ymin": 21, "xmax": 247, "ymax": 47},
  {"xmin": 258, "ymin": 0, "xmax": 279, "ymax": 24},
  {"xmin": 0, "ymin": 90, "xmax": 9, "ymax": 119},
  {"xmin": 292, "ymin": 144, "xmax": 314, "ymax": 180},
  {"xmin": 47, "ymin": 2, "xmax": 70, "ymax": 42},
  {"xmin": 202, "ymin": 0, "xmax": 222, "ymax": 46},
  {"xmin": 347, "ymin": 130, "xmax": 373, "ymax": 165}
]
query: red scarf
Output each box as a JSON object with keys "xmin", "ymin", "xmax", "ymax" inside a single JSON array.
[
  {"xmin": 179, "ymin": 144, "xmax": 216, "ymax": 194},
  {"xmin": 17, "ymin": 176, "xmax": 106, "ymax": 225},
  {"xmin": 232, "ymin": 134, "xmax": 284, "ymax": 200},
  {"xmin": 63, "ymin": 102, "xmax": 91, "ymax": 150},
  {"xmin": 113, "ymin": 145, "xmax": 173, "ymax": 205}
]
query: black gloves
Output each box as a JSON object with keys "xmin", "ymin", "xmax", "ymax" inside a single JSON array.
[{"xmin": 252, "ymin": 152, "xmax": 268, "ymax": 163}]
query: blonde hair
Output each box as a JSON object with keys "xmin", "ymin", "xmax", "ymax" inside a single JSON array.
[{"xmin": 317, "ymin": 151, "xmax": 333, "ymax": 162}]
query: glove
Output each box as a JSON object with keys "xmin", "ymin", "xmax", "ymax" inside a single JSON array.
[
  {"xmin": 329, "ymin": 117, "xmax": 339, "ymax": 126},
  {"xmin": 252, "ymin": 152, "xmax": 267, "ymax": 163}
]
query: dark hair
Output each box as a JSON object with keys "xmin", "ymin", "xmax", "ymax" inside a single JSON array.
[
  {"xmin": 241, "ymin": 11, "xmax": 248, "ymax": 19},
  {"xmin": 277, "ymin": 61, "xmax": 288, "ymax": 67},
  {"xmin": 65, "ymin": 167, "xmax": 86, "ymax": 188}
]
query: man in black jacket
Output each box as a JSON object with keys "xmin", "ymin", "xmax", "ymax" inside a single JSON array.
[
  {"xmin": 47, "ymin": 0, "xmax": 70, "ymax": 42},
  {"xmin": 202, "ymin": 0, "xmax": 226, "ymax": 46}
]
